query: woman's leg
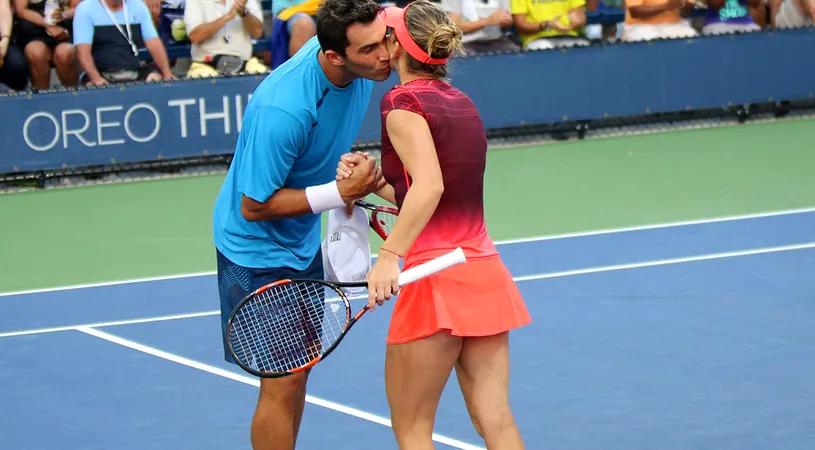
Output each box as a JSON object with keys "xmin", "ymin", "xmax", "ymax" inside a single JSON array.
[
  {"xmin": 385, "ymin": 330, "xmax": 462, "ymax": 449},
  {"xmin": 52, "ymin": 42, "xmax": 78, "ymax": 87},
  {"xmin": 455, "ymin": 332, "xmax": 525, "ymax": 449},
  {"xmin": 23, "ymin": 40, "xmax": 52, "ymax": 89}
]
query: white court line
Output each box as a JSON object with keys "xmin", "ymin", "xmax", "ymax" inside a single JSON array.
[
  {"xmin": 0, "ymin": 311, "xmax": 219, "ymax": 339},
  {"xmin": 1, "ymin": 206, "xmax": 814, "ymax": 299},
  {"xmin": 3, "ymin": 241, "xmax": 813, "ymax": 340},
  {"xmin": 512, "ymin": 242, "xmax": 815, "ymax": 282},
  {"xmin": 75, "ymin": 326, "xmax": 485, "ymax": 450}
]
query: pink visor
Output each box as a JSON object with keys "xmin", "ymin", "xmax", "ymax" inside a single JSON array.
[{"xmin": 381, "ymin": 5, "xmax": 449, "ymax": 65}]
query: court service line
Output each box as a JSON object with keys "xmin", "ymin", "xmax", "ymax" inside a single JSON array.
[
  {"xmin": 511, "ymin": 241, "xmax": 815, "ymax": 282},
  {"xmin": 1, "ymin": 206, "xmax": 813, "ymax": 299},
  {"xmin": 75, "ymin": 326, "xmax": 486, "ymax": 450},
  {"xmin": 2, "ymin": 241, "xmax": 813, "ymax": 340}
]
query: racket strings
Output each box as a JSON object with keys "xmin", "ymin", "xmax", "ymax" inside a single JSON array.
[
  {"xmin": 373, "ymin": 210, "xmax": 398, "ymax": 237},
  {"xmin": 230, "ymin": 282, "xmax": 349, "ymax": 373}
]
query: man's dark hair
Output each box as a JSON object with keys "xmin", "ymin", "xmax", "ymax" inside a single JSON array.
[{"xmin": 316, "ymin": 0, "xmax": 382, "ymax": 57}]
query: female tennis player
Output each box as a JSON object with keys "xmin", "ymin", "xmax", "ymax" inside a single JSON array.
[{"xmin": 338, "ymin": 1, "xmax": 530, "ymax": 448}]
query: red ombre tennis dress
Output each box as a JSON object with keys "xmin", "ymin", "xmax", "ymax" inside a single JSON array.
[{"xmin": 379, "ymin": 79, "xmax": 532, "ymax": 345}]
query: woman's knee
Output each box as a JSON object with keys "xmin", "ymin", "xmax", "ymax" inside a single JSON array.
[
  {"xmin": 468, "ymin": 402, "xmax": 516, "ymax": 438},
  {"xmin": 53, "ymin": 44, "xmax": 76, "ymax": 68},
  {"xmin": 289, "ymin": 14, "xmax": 316, "ymax": 38},
  {"xmin": 23, "ymin": 42, "xmax": 50, "ymax": 67}
]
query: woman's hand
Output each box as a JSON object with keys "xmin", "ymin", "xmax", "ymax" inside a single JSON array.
[
  {"xmin": 46, "ymin": 26, "xmax": 69, "ymax": 40},
  {"xmin": 336, "ymin": 151, "xmax": 369, "ymax": 181},
  {"xmin": 365, "ymin": 251, "xmax": 401, "ymax": 311}
]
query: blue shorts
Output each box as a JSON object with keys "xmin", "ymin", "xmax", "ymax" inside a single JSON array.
[{"xmin": 216, "ymin": 248, "xmax": 325, "ymax": 366}]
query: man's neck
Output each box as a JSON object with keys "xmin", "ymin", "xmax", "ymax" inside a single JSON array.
[
  {"xmin": 105, "ymin": 0, "xmax": 124, "ymax": 11},
  {"xmin": 317, "ymin": 51, "xmax": 355, "ymax": 88}
]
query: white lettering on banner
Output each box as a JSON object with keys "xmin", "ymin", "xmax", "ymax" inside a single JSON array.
[
  {"xmin": 22, "ymin": 104, "xmax": 163, "ymax": 151},
  {"xmin": 167, "ymin": 98, "xmax": 196, "ymax": 138},
  {"xmin": 22, "ymin": 94, "xmax": 253, "ymax": 152},
  {"xmin": 62, "ymin": 109, "xmax": 97, "ymax": 148},
  {"xmin": 23, "ymin": 112, "xmax": 61, "ymax": 151},
  {"xmin": 124, "ymin": 103, "xmax": 161, "ymax": 143},
  {"xmin": 97, "ymin": 106, "xmax": 125, "ymax": 146},
  {"xmin": 199, "ymin": 96, "xmax": 230, "ymax": 137},
  {"xmin": 168, "ymin": 95, "xmax": 250, "ymax": 137}
]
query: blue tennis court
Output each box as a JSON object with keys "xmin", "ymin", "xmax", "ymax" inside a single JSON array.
[{"xmin": 2, "ymin": 209, "xmax": 814, "ymax": 450}]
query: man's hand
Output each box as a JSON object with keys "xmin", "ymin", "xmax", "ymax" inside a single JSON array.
[
  {"xmin": 545, "ymin": 15, "xmax": 572, "ymax": 33},
  {"xmin": 336, "ymin": 151, "xmax": 369, "ymax": 180},
  {"xmin": 87, "ymin": 77, "xmax": 108, "ymax": 87},
  {"xmin": 487, "ymin": 9, "xmax": 512, "ymax": 27},
  {"xmin": 232, "ymin": 0, "xmax": 247, "ymax": 16},
  {"xmin": 337, "ymin": 156, "xmax": 383, "ymax": 203}
]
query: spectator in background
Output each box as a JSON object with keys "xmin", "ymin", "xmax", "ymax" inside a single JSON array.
[
  {"xmin": 1, "ymin": 0, "xmax": 29, "ymax": 91},
  {"xmin": 72, "ymin": 0, "xmax": 174, "ymax": 85},
  {"xmin": 440, "ymin": 0, "xmax": 520, "ymax": 54},
  {"xmin": 184, "ymin": 0, "xmax": 268, "ymax": 77},
  {"xmin": 773, "ymin": 0, "xmax": 814, "ymax": 27},
  {"xmin": 622, "ymin": 0, "xmax": 698, "ymax": 41},
  {"xmin": 701, "ymin": 0, "xmax": 762, "ymax": 34},
  {"xmin": 510, "ymin": 0, "xmax": 590, "ymax": 50},
  {"xmin": 275, "ymin": 0, "xmax": 319, "ymax": 58},
  {"xmin": 12, "ymin": 0, "xmax": 79, "ymax": 89},
  {"xmin": 584, "ymin": 0, "xmax": 624, "ymax": 41},
  {"xmin": 144, "ymin": 0, "xmax": 161, "ymax": 24}
]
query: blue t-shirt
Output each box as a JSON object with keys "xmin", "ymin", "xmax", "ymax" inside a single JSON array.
[
  {"xmin": 73, "ymin": 0, "xmax": 158, "ymax": 72},
  {"xmin": 213, "ymin": 36, "xmax": 374, "ymax": 270}
]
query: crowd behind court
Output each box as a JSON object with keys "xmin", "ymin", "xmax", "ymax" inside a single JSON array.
[{"xmin": 0, "ymin": 0, "xmax": 812, "ymax": 93}]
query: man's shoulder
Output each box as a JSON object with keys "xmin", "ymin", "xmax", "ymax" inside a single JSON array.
[
  {"xmin": 251, "ymin": 64, "xmax": 319, "ymax": 123},
  {"xmin": 75, "ymin": 0, "xmax": 98, "ymax": 16}
]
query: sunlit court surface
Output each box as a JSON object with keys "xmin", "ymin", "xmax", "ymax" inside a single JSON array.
[{"xmin": 2, "ymin": 119, "xmax": 815, "ymax": 449}]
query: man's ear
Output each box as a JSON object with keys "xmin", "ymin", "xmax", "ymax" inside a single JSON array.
[{"xmin": 324, "ymin": 49, "xmax": 346, "ymax": 67}]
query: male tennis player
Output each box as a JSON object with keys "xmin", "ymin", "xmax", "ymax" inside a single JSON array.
[{"xmin": 211, "ymin": 0, "xmax": 392, "ymax": 448}]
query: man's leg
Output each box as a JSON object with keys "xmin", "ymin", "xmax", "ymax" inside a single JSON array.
[
  {"xmin": 217, "ymin": 248, "xmax": 326, "ymax": 449},
  {"xmin": 252, "ymin": 371, "xmax": 312, "ymax": 450}
]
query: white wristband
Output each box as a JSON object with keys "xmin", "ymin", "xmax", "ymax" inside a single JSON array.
[{"xmin": 305, "ymin": 180, "xmax": 346, "ymax": 214}]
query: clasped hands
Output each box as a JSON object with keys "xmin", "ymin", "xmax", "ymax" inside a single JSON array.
[{"xmin": 335, "ymin": 151, "xmax": 386, "ymax": 218}]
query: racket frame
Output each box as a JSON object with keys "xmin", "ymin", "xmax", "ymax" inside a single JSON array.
[
  {"xmin": 225, "ymin": 248, "xmax": 467, "ymax": 379},
  {"xmin": 354, "ymin": 200, "xmax": 399, "ymax": 240},
  {"xmin": 225, "ymin": 278, "xmax": 371, "ymax": 379}
]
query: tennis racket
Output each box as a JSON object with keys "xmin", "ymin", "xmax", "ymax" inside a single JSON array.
[
  {"xmin": 226, "ymin": 247, "xmax": 466, "ymax": 378},
  {"xmin": 354, "ymin": 199, "xmax": 398, "ymax": 240}
]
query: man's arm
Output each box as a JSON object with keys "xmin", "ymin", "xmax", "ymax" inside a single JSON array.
[
  {"xmin": 510, "ymin": 0, "xmax": 555, "ymax": 33},
  {"xmin": 76, "ymin": 44, "xmax": 106, "ymax": 84},
  {"xmin": 237, "ymin": 106, "xmax": 383, "ymax": 222},
  {"xmin": 144, "ymin": 37, "xmax": 173, "ymax": 78},
  {"xmin": 137, "ymin": 2, "xmax": 172, "ymax": 78},
  {"xmin": 72, "ymin": 4, "xmax": 106, "ymax": 85},
  {"xmin": 186, "ymin": 7, "xmax": 237, "ymax": 44},
  {"xmin": 237, "ymin": 0, "xmax": 264, "ymax": 40}
]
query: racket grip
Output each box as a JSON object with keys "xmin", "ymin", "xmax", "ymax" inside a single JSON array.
[{"xmin": 397, "ymin": 247, "xmax": 467, "ymax": 286}]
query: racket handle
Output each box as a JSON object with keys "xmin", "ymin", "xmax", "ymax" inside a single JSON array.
[{"xmin": 397, "ymin": 247, "xmax": 467, "ymax": 286}]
